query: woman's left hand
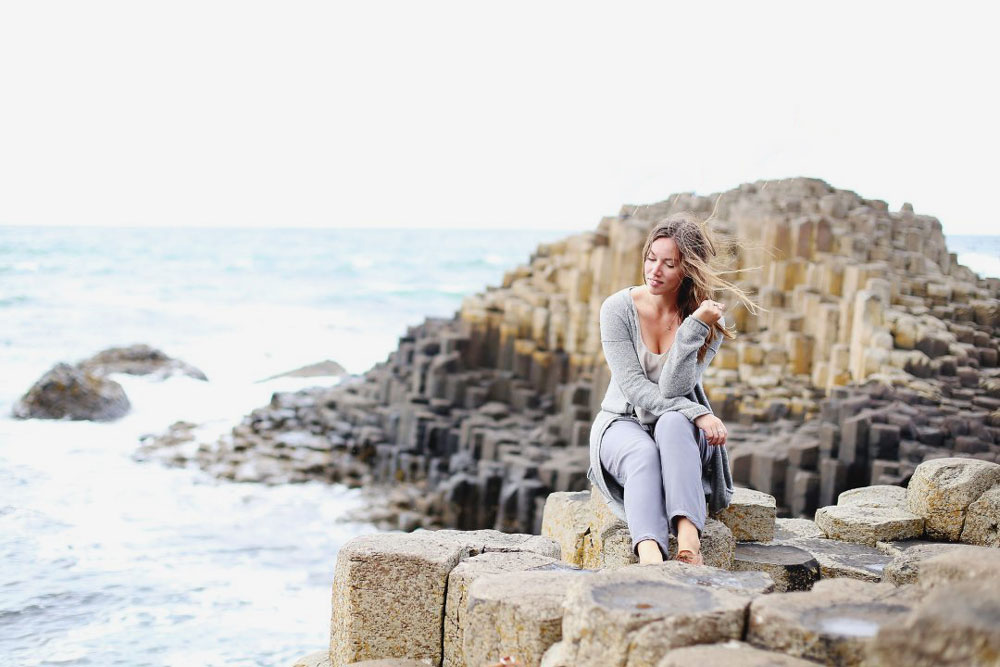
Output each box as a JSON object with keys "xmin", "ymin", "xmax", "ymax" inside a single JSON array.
[
  {"xmin": 693, "ymin": 299, "xmax": 725, "ymax": 326},
  {"xmin": 694, "ymin": 413, "xmax": 728, "ymax": 446}
]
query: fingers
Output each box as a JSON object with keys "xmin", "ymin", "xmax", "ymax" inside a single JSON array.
[{"xmin": 702, "ymin": 423, "xmax": 728, "ymax": 446}]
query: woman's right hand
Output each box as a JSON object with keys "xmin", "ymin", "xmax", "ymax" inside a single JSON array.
[{"xmin": 694, "ymin": 413, "xmax": 728, "ymax": 445}]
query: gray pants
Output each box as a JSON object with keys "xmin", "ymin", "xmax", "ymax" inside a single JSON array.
[{"xmin": 599, "ymin": 411, "xmax": 712, "ymax": 557}]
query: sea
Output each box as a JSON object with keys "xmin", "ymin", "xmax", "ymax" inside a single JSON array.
[
  {"xmin": 0, "ymin": 228, "xmax": 997, "ymax": 666},
  {"xmin": 0, "ymin": 226, "xmax": 568, "ymax": 667}
]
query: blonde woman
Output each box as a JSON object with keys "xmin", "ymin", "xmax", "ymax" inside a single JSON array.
[{"xmin": 587, "ymin": 212, "xmax": 757, "ymax": 565}]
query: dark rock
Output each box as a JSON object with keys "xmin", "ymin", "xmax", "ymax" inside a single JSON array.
[{"xmin": 13, "ymin": 362, "xmax": 130, "ymax": 421}]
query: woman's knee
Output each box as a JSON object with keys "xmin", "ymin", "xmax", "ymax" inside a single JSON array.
[
  {"xmin": 654, "ymin": 411, "xmax": 697, "ymax": 443},
  {"xmin": 620, "ymin": 440, "xmax": 661, "ymax": 478}
]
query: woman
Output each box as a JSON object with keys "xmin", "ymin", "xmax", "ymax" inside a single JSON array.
[{"xmin": 587, "ymin": 212, "xmax": 757, "ymax": 565}]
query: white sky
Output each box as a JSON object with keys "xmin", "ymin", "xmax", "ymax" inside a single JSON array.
[{"xmin": 0, "ymin": 1, "xmax": 997, "ymax": 234}]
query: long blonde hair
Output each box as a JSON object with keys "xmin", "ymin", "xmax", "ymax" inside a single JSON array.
[{"xmin": 641, "ymin": 212, "xmax": 759, "ymax": 361}]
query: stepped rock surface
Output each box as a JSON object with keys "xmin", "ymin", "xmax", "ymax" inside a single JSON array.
[
  {"xmin": 142, "ymin": 177, "xmax": 998, "ymax": 535},
  {"xmin": 288, "ymin": 458, "xmax": 1000, "ymax": 666}
]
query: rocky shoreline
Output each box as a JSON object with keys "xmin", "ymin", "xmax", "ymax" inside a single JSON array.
[
  {"xmin": 291, "ymin": 456, "xmax": 1000, "ymax": 666},
  {"xmin": 139, "ymin": 177, "xmax": 998, "ymax": 535}
]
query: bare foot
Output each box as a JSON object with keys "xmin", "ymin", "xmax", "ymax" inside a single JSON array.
[
  {"xmin": 636, "ymin": 539, "xmax": 664, "ymax": 564},
  {"xmin": 675, "ymin": 517, "xmax": 702, "ymax": 565}
]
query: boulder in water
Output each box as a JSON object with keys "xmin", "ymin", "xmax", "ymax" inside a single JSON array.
[
  {"xmin": 76, "ymin": 344, "xmax": 208, "ymax": 381},
  {"xmin": 12, "ymin": 362, "xmax": 130, "ymax": 421}
]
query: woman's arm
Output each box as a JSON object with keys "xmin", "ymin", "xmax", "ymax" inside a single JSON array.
[
  {"xmin": 601, "ymin": 296, "xmax": 711, "ymax": 422},
  {"xmin": 658, "ymin": 315, "xmax": 725, "ymax": 398}
]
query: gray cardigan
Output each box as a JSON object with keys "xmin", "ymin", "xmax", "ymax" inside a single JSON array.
[{"xmin": 587, "ymin": 286, "xmax": 734, "ymax": 521}]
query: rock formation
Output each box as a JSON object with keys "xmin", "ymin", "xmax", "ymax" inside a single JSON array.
[
  {"xmin": 13, "ymin": 344, "xmax": 206, "ymax": 422},
  {"xmin": 290, "ymin": 457, "xmax": 1000, "ymax": 666},
  {"xmin": 148, "ymin": 177, "xmax": 999, "ymax": 533}
]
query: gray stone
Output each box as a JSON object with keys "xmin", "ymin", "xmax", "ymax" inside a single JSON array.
[
  {"xmin": 781, "ymin": 537, "xmax": 892, "ymax": 582},
  {"xmin": 732, "ymin": 542, "xmax": 820, "ymax": 591},
  {"xmin": 77, "ymin": 343, "xmax": 208, "ymax": 380},
  {"xmin": 881, "ymin": 543, "xmax": 983, "ymax": 586},
  {"xmin": 961, "ymin": 486, "xmax": 1000, "ymax": 547},
  {"xmin": 838, "ymin": 484, "xmax": 907, "ymax": 508},
  {"xmin": 747, "ymin": 579, "xmax": 920, "ymax": 665},
  {"xmin": 870, "ymin": 580, "xmax": 1000, "ymax": 666},
  {"xmin": 917, "ymin": 545, "xmax": 1000, "ymax": 588},
  {"xmin": 463, "ymin": 567, "xmax": 587, "ymax": 667},
  {"xmin": 773, "ymin": 518, "xmax": 825, "ymax": 540},
  {"xmin": 814, "ymin": 504, "xmax": 924, "ymax": 546},
  {"xmin": 906, "ymin": 457, "xmax": 1000, "ymax": 540},
  {"xmin": 289, "ymin": 650, "xmax": 330, "ymax": 667},
  {"xmin": 444, "ymin": 551, "xmax": 561, "ymax": 666},
  {"xmin": 656, "ymin": 641, "xmax": 822, "ymax": 667},
  {"xmin": 713, "ymin": 487, "xmax": 777, "ymax": 542},
  {"xmin": 547, "ymin": 563, "xmax": 771, "ymax": 666}
]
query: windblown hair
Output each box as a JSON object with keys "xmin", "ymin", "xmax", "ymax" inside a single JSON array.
[{"xmin": 641, "ymin": 211, "xmax": 760, "ymax": 361}]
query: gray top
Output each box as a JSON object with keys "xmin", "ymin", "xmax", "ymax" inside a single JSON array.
[{"xmin": 588, "ymin": 286, "xmax": 734, "ymax": 521}]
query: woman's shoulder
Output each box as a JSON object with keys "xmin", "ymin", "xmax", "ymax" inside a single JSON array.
[{"xmin": 600, "ymin": 286, "xmax": 640, "ymax": 312}]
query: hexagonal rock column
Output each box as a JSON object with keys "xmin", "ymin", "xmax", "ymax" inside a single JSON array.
[
  {"xmin": 773, "ymin": 537, "xmax": 892, "ymax": 582},
  {"xmin": 599, "ymin": 518, "xmax": 735, "ymax": 570},
  {"xmin": 905, "ymin": 457, "xmax": 1000, "ymax": 541},
  {"xmin": 877, "ymin": 542, "xmax": 989, "ymax": 586},
  {"xmin": 837, "ymin": 484, "xmax": 907, "ymax": 508},
  {"xmin": 870, "ymin": 580, "xmax": 1000, "ymax": 666},
  {"xmin": 444, "ymin": 551, "xmax": 561, "ymax": 666},
  {"xmin": 915, "ymin": 545, "xmax": 1000, "ymax": 588},
  {"xmin": 746, "ymin": 579, "xmax": 920, "ymax": 665},
  {"xmin": 732, "ymin": 542, "xmax": 820, "ymax": 591},
  {"xmin": 330, "ymin": 530, "xmax": 559, "ymax": 666},
  {"xmin": 713, "ymin": 487, "xmax": 777, "ymax": 542},
  {"xmin": 960, "ymin": 486, "xmax": 1000, "ymax": 547},
  {"xmin": 462, "ymin": 566, "xmax": 589, "ymax": 667},
  {"xmin": 539, "ymin": 491, "xmax": 591, "ymax": 566},
  {"xmin": 549, "ymin": 488, "xmax": 736, "ymax": 569},
  {"xmin": 656, "ymin": 641, "xmax": 824, "ymax": 667},
  {"xmin": 814, "ymin": 504, "xmax": 924, "ymax": 546},
  {"xmin": 542, "ymin": 563, "xmax": 774, "ymax": 666},
  {"xmin": 773, "ymin": 517, "xmax": 825, "ymax": 540}
]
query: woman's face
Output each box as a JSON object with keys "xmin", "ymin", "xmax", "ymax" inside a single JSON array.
[{"xmin": 644, "ymin": 236, "xmax": 685, "ymax": 296}]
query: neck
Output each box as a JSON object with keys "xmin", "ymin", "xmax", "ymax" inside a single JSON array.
[{"xmin": 646, "ymin": 286, "xmax": 680, "ymax": 315}]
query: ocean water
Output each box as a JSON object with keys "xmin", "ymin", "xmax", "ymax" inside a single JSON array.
[
  {"xmin": 0, "ymin": 227, "xmax": 996, "ymax": 666},
  {"xmin": 0, "ymin": 226, "xmax": 567, "ymax": 667}
]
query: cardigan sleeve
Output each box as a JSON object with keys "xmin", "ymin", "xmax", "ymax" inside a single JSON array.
[
  {"xmin": 658, "ymin": 315, "xmax": 725, "ymax": 398},
  {"xmin": 600, "ymin": 294, "xmax": 711, "ymax": 423}
]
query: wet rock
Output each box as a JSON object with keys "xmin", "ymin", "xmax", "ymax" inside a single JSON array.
[
  {"xmin": 656, "ymin": 641, "xmax": 822, "ymax": 667},
  {"xmin": 259, "ymin": 359, "xmax": 346, "ymax": 381},
  {"xmin": 289, "ymin": 650, "xmax": 330, "ymax": 666},
  {"xmin": 444, "ymin": 551, "xmax": 561, "ymax": 667},
  {"xmin": 746, "ymin": 579, "xmax": 920, "ymax": 665},
  {"xmin": 12, "ymin": 362, "xmax": 130, "ymax": 421},
  {"xmin": 780, "ymin": 537, "xmax": 892, "ymax": 582},
  {"xmin": 960, "ymin": 486, "xmax": 1000, "ymax": 547},
  {"xmin": 77, "ymin": 344, "xmax": 207, "ymax": 380},
  {"xmin": 732, "ymin": 542, "xmax": 821, "ymax": 591},
  {"xmin": 870, "ymin": 580, "xmax": 1000, "ymax": 666},
  {"xmin": 906, "ymin": 457, "xmax": 1000, "ymax": 540},
  {"xmin": 814, "ymin": 504, "xmax": 924, "ymax": 546},
  {"xmin": 546, "ymin": 563, "xmax": 772, "ymax": 666},
  {"xmin": 713, "ymin": 487, "xmax": 776, "ymax": 541}
]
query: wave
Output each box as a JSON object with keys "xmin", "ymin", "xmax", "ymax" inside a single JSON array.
[{"xmin": 957, "ymin": 252, "xmax": 1000, "ymax": 279}]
